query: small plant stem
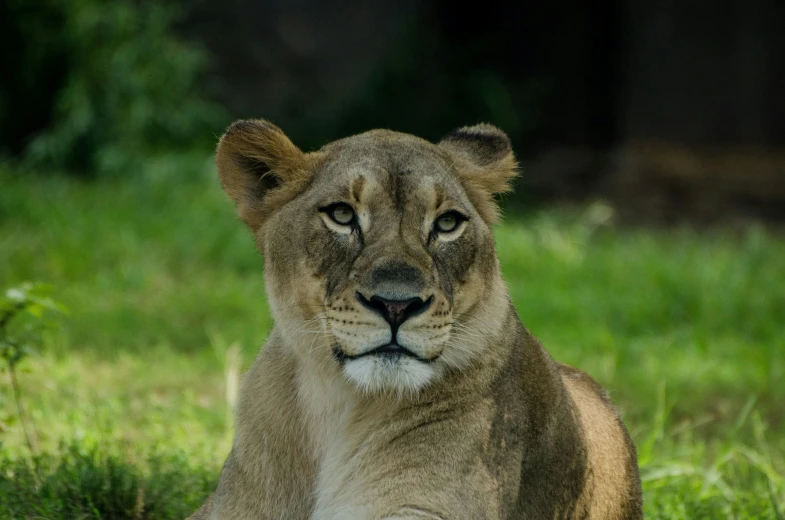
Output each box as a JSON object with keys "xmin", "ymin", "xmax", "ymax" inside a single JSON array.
[{"xmin": 8, "ymin": 364, "xmax": 38, "ymax": 455}]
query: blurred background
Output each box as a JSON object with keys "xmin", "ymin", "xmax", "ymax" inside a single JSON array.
[
  {"xmin": 1, "ymin": 1, "xmax": 784, "ymax": 519},
  {"xmin": 2, "ymin": 0, "xmax": 785, "ymax": 221}
]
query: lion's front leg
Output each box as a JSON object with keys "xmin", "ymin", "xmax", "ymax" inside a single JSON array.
[{"xmin": 311, "ymin": 465, "xmax": 501, "ymax": 520}]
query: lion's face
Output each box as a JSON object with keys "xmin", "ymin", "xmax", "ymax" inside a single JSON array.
[{"xmin": 217, "ymin": 122, "xmax": 518, "ymax": 396}]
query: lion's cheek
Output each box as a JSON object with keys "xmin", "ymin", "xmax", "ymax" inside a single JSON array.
[{"xmin": 452, "ymin": 265, "xmax": 488, "ymax": 317}]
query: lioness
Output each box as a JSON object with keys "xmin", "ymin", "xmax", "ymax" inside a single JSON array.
[{"xmin": 189, "ymin": 120, "xmax": 642, "ymax": 519}]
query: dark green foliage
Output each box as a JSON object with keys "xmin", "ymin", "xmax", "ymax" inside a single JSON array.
[
  {"xmin": 0, "ymin": 0, "xmax": 68, "ymax": 157},
  {"xmin": 0, "ymin": 446, "xmax": 215, "ymax": 519},
  {"xmin": 0, "ymin": 0, "xmax": 228, "ymax": 176},
  {"xmin": 289, "ymin": 16, "xmax": 547, "ymax": 156}
]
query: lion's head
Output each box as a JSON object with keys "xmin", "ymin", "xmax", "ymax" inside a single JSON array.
[{"xmin": 217, "ymin": 121, "xmax": 518, "ymax": 396}]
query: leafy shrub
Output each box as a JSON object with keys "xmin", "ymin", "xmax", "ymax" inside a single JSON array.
[{"xmin": 0, "ymin": 0, "xmax": 228, "ymax": 176}]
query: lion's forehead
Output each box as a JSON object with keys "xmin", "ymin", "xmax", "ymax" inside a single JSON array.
[{"xmin": 309, "ymin": 136, "xmax": 471, "ymax": 216}]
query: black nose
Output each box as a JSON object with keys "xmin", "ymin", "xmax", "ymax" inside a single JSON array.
[{"xmin": 357, "ymin": 293, "xmax": 433, "ymax": 328}]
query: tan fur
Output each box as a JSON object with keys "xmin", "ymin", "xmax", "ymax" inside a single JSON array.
[
  {"xmin": 189, "ymin": 121, "xmax": 642, "ymax": 519},
  {"xmin": 438, "ymin": 124, "xmax": 520, "ymax": 224},
  {"xmin": 560, "ymin": 364, "xmax": 641, "ymax": 518},
  {"xmin": 216, "ymin": 120, "xmax": 323, "ymax": 233}
]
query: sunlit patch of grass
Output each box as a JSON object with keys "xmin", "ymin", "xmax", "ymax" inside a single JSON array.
[
  {"xmin": 637, "ymin": 390, "xmax": 784, "ymax": 518},
  {"xmin": 0, "ymin": 348, "xmax": 234, "ymax": 461},
  {"xmin": 1, "ymin": 165, "xmax": 784, "ymax": 517}
]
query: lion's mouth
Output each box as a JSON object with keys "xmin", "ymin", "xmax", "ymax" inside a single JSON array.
[{"xmin": 332, "ymin": 343, "xmax": 439, "ymax": 364}]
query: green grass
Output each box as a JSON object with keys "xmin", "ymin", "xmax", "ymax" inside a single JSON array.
[{"xmin": 1, "ymin": 160, "xmax": 784, "ymax": 518}]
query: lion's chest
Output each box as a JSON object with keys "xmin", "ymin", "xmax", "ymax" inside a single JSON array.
[{"xmin": 296, "ymin": 364, "xmax": 366, "ymax": 517}]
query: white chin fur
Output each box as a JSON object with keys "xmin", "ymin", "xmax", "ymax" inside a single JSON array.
[{"xmin": 342, "ymin": 355, "xmax": 436, "ymax": 396}]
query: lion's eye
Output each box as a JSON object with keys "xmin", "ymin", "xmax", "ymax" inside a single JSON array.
[
  {"xmin": 326, "ymin": 203, "xmax": 355, "ymax": 226},
  {"xmin": 435, "ymin": 211, "xmax": 465, "ymax": 233}
]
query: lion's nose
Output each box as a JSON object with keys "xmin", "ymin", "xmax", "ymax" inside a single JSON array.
[{"xmin": 357, "ymin": 293, "xmax": 433, "ymax": 328}]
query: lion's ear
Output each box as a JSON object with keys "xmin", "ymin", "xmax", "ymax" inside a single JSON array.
[
  {"xmin": 216, "ymin": 119, "xmax": 313, "ymax": 232},
  {"xmin": 438, "ymin": 124, "xmax": 519, "ymax": 223}
]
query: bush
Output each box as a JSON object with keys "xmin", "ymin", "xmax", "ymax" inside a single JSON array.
[{"xmin": 0, "ymin": 0, "xmax": 228, "ymax": 176}]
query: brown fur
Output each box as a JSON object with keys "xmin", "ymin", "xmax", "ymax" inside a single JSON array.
[{"xmin": 189, "ymin": 120, "xmax": 642, "ymax": 519}]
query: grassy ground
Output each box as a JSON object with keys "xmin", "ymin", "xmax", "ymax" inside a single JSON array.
[{"xmin": 1, "ymin": 160, "xmax": 784, "ymax": 519}]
